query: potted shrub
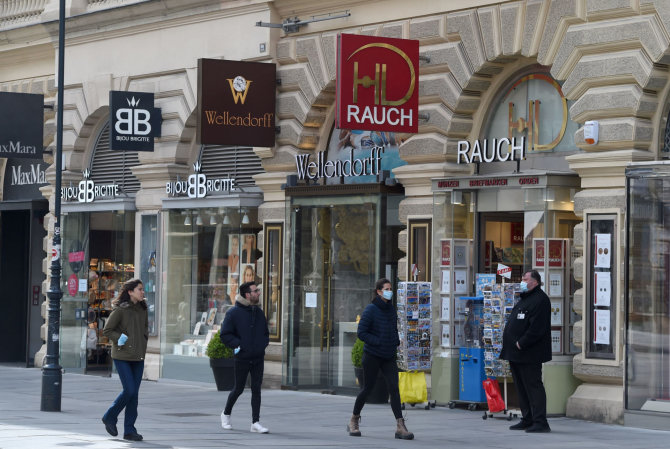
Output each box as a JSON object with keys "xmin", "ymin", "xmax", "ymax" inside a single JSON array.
[
  {"xmin": 351, "ymin": 338, "xmax": 389, "ymax": 404},
  {"xmin": 206, "ymin": 331, "xmax": 235, "ymax": 391}
]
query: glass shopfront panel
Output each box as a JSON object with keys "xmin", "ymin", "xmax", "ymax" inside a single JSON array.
[
  {"xmin": 626, "ymin": 174, "xmax": 670, "ymax": 414},
  {"xmin": 160, "ymin": 207, "xmax": 261, "ymax": 382}
]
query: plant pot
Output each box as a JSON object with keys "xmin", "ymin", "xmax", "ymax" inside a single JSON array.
[
  {"xmin": 354, "ymin": 367, "xmax": 389, "ymax": 404},
  {"xmin": 210, "ymin": 358, "xmax": 235, "ymax": 391}
]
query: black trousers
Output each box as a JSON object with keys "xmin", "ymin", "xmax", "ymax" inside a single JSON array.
[
  {"xmin": 224, "ymin": 357, "xmax": 264, "ymax": 423},
  {"xmin": 353, "ymin": 352, "xmax": 402, "ymax": 419},
  {"xmin": 509, "ymin": 361, "xmax": 548, "ymax": 426}
]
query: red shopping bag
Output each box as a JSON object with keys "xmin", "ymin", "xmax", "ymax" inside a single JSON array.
[{"xmin": 482, "ymin": 378, "xmax": 505, "ymax": 413}]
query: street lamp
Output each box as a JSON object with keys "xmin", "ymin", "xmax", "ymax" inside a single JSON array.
[{"xmin": 41, "ymin": 0, "xmax": 65, "ymax": 412}]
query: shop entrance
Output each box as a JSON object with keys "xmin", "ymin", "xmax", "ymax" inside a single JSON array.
[
  {"xmin": 479, "ymin": 213, "xmax": 525, "ymax": 283},
  {"xmin": 285, "ymin": 189, "xmax": 402, "ymax": 392}
]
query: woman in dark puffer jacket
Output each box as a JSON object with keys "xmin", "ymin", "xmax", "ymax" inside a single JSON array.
[{"xmin": 346, "ymin": 278, "xmax": 413, "ymax": 440}]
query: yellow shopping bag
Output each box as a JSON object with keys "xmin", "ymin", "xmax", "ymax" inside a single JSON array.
[{"xmin": 398, "ymin": 371, "xmax": 427, "ymax": 404}]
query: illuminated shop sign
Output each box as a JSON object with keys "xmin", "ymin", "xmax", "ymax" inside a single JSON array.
[
  {"xmin": 166, "ymin": 162, "xmax": 236, "ymax": 198},
  {"xmin": 337, "ymin": 34, "xmax": 419, "ymax": 133},
  {"xmin": 433, "ymin": 175, "xmax": 541, "ymax": 191},
  {"xmin": 109, "ymin": 91, "xmax": 161, "ymax": 152},
  {"xmin": 0, "ymin": 92, "xmax": 44, "ymax": 159},
  {"xmin": 197, "ymin": 59, "xmax": 276, "ymax": 147},
  {"xmin": 295, "ymin": 147, "xmax": 384, "ymax": 181},
  {"xmin": 61, "ymin": 169, "xmax": 119, "ymax": 202},
  {"xmin": 456, "ymin": 137, "xmax": 525, "ymax": 164}
]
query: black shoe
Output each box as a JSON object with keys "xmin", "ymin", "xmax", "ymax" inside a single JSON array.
[
  {"xmin": 123, "ymin": 433, "xmax": 144, "ymax": 441},
  {"xmin": 509, "ymin": 421, "xmax": 532, "ymax": 430},
  {"xmin": 525, "ymin": 424, "xmax": 551, "ymax": 433},
  {"xmin": 101, "ymin": 418, "xmax": 118, "ymax": 437}
]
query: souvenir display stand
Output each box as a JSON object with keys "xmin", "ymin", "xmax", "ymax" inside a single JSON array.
[{"xmin": 397, "ymin": 282, "xmax": 436, "ymax": 409}]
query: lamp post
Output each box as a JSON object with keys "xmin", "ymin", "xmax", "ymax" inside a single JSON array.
[{"xmin": 41, "ymin": 0, "xmax": 65, "ymax": 412}]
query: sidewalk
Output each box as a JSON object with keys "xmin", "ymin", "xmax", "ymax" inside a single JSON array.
[{"xmin": 0, "ymin": 365, "xmax": 668, "ymax": 449}]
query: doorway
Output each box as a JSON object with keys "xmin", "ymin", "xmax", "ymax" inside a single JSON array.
[{"xmin": 285, "ymin": 191, "xmax": 402, "ymax": 392}]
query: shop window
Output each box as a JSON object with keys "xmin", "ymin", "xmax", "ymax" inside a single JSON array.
[
  {"xmin": 263, "ymin": 223, "xmax": 283, "ymax": 341},
  {"xmin": 408, "ymin": 220, "xmax": 431, "ymax": 282},
  {"xmin": 585, "ymin": 214, "xmax": 616, "ymax": 359},
  {"xmin": 140, "ymin": 214, "xmax": 158, "ymax": 336}
]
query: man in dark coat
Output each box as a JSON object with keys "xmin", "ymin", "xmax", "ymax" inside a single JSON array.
[
  {"xmin": 220, "ymin": 281, "xmax": 270, "ymax": 434},
  {"xmin": 500, "ymin": 270, "xmax": 552, "ymax": 433}
]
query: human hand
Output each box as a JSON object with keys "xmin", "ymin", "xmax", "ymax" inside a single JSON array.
[
  {"xmin": 118, "ymin": 333, "xmax": 128, "ymax": 346},
  {"xmin": 234, "ymin": 346, "xmax": 241, "ymax": 355}
]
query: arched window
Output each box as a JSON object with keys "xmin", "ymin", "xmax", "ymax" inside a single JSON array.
[{"xmin": 89, "ymin": 121, "xmax": 141, "ymax": 194}]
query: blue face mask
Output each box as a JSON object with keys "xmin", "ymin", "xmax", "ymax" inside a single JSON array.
[
  {"xmin": 382, "ymin": 290, "xmax": 393, "ymax": 300},
  {"xmin": 519, "ymin": 281, "xmax": 528, "ymax": 292}
]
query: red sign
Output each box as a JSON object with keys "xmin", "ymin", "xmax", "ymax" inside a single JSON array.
[
  {"xmin": 511, "ymin": 222, "xmax": 523, "ymax": 244},
  {"xmin": 534, "ymin": 239, "xmax": 564, "ymax": 267},
  {"xmin": 68, "ymin": 251, "xmax": 85, "ymax": 263},
  {"xmin": 440, "ymin": 240, "xmax": 451, "ymax": 266},
  {"xmin": 67, "ymin": 274, "xmax": 78, "ymax": 296},
  {"xmin": 337, "ymin": 34, "xmax": 419, "ymax": 133}
]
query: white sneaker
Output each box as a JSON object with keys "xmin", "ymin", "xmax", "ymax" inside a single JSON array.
[
  {"xmin": 221, "ymin": 412, "xmax": 232, "ymax": 430},
  {"xmin": 250, "ymin": 422, "xmax": 269, "ymax": 433}
]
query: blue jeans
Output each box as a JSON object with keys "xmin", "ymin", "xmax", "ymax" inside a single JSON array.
[{"xmin": 103, "ymin": 359, "xmax": 144, "ymax": 435}]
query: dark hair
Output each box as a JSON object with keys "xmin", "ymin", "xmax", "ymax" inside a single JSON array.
[
  {"xmin": 374, "ymin": 278, "xmax": 391, "ymax": 299},
  {"xmin": 527, "ymin": 270, "xmax": 542, "ymax": 284},
  {"xmin": 240, "ymin": 281, "xmax": 256, "ymax": 297},
  {"xmin": 112, "ymin": 278, "xmax": 146, "ymax": 310}
]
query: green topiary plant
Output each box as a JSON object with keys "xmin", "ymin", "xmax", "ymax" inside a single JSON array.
[
  {"xmin": 351, "ymin": 338, "xmax": 364, "ymax": 368},
  {"xmin": 206, "ymin": 331, "xmax": 234, "ymax": 359}
]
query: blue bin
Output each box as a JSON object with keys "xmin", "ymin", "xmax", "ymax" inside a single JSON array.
[{"xmin": 459, "ymin": 347, "xmax": 486, "ymax": 402}]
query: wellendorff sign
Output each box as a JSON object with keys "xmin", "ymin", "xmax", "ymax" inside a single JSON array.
[
  {"xmin": 295, "ymin": 147, "xmax": 384, "ymax": 181},
  {"xmin": 456, "ymin": 137, "xmax": 526, "ymax": 164}
]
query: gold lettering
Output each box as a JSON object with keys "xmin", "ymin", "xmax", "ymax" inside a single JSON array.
[{"xmin": 226, "ymin": 79, "xmax": 252, "ymax": 104}]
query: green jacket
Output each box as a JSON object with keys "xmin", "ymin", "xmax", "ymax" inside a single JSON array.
[{"xmin": 103, "ymin": 301, "xmax": 148, "ymax": 361}]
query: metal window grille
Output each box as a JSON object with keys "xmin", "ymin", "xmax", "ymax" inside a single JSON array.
[
  {"xmin": 89, "ymin": 122, "xmax": 141, "ymax": 194},
  {"xmin": 199, "ymin": 145, "xmax": 263, "ymax": 188}
]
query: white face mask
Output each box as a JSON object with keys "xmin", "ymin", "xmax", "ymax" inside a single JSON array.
[
  {"xmin": 382, "ymin": 290, "xmax": 393, "ymax": 300},
  {"xmin": 519, "ymin": 281, "xmax": 528, "ymax": 292}
]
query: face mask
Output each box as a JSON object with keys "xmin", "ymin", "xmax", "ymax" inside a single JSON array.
[
  {"xmin": 519, "ymin": 281, "xmax": 528, "ymax": 292},
  {"xmin": 382, "ymin": 290, "xmax": 393, "ymax": 300}
]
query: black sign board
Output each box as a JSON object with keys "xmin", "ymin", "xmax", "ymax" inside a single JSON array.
[
  {"xmin": 2, "ymin": 158, "xmax": 49, "ymax": 201},
  {"xmin": 197, "ymin": 59, "xmax": 276, "ymax": 147},
  {"xmin": 109, "ymin": 91, "xmax": 161, "ymax": 151},
  {"xmin": 0, "ymin": 92, "xmax": 44, "ymax": 159}
]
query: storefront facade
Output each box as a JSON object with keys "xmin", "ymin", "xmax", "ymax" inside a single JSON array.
[{"xmin": 5, "ymin": 0, "xmax": 670, "ymax": 425}]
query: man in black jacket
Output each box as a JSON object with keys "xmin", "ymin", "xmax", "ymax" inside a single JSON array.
[
  {"xmin": 500, "ymin": 270, "xmax": 552, "ymax": 433},
  {"xmin": 220, "ymin": 281, "xmax": 270, "ymax": 434}
]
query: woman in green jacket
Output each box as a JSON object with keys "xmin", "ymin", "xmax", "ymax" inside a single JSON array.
[{"xmin": 101, "ymin": 278, "xmax": 148, "ymax": 442}]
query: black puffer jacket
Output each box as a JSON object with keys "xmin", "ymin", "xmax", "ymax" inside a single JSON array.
[
  {"xmin": 499, "ymin": 285, "xmax": 552, "ymax": 364},
  {"xmin": 357, "ymin": 296, "xmax": 400, "ymax": 360},
  {"xmin": 220, "ymin": 295, "xmax": 269, "ymax": 360}
]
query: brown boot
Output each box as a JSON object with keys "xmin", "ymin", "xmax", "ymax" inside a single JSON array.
[
  {"xmin": 347, "ymin": 414, "xmax": 361, "ymax": 436},
  {"xmin": 395, "ymin": 418, "xmax": 414, "ymax": 440}
]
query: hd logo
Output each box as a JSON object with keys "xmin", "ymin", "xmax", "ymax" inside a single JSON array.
[{"xmin": 109, "ymin": 91, "xmax": 162, "ymax": 152}]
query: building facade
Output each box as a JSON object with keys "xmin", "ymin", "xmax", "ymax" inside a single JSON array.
[{"xmin": 4, "ymin": 0, "xmax": 670, "ymax": 427}]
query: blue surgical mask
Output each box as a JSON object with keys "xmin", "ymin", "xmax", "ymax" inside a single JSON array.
[
  {"xmin": 382, "ymin": 290, "xmax": 393, "ymax": 300},
  {"xmin": 519, "ymin": 281, "xmax": 528, "ymax": 292}
]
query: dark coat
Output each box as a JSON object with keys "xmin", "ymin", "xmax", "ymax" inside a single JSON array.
[
  {"xmin": 103, "ymin": 301, "xmax": 148, "ymax": 362},
  {"xmin": 499, "ymin": 285, "xmax": 552, "ymax": 364},
  {"xmin": 357, "ymin": 296, "xmax": 400, "ymax": 360},
  {"xmin": 220, "ymin": 297, "xmax": 269, "ymax": 361}
]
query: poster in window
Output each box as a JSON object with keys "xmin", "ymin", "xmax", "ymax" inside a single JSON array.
[
  {"xmin": 550, "ymin": 301, "xmax": 562, "ymax": 326},
  {"xmin": 453, "ymin": 244, "xmax": 467, "ymax": 266},
  {"xmin": 441, "ymin": 324, "xmax": 450, "ymax": 347},
  {"xmin": 594, "ymin": 309, "xmax": 610, "ymax": 345},
  {"xmin": 548, "ymin": 239, "xmax": 564, "ymax": 267},
  {"xmin": 511, "ymin": 221, "xmax": 524, "ymax": 244},
  {"xmin": 441, "ymin": 296, "xmax": 450, "ymax": 321},
  {"xmin": 440, "ymin": 240, "xmax": 450, "ymax": 266},
  {"xmin": 551, "ymin": 329, "xmax": 562, "ymax": 353},
  {"xmin": 241, "ymin": 234, "xmax": 260, "ymax": 265},
  {"xmin": 454, "ymin": 270, "xmax": 467, "ymax": 294},
  {"xmin": 594, "ymin": 271, "xmax": 611, "ymax": 307},
  {"xmin": 206, "ymin": 308, "xmax": 217, "ymax": 326},
  {"xmin": 227, "ymin": 235, "xmax": 241, "ymax": 298},
  {"xmin": 549, "ymin": 272, "xmax": 562, "ymax": 297},
  {"xmin": 594, "ymin": 233, "xmax": 611, "ymax": 268},
  {"xmin": 534, "ymin": 239, "xmax": 545, "ymax": 267},
  {"xmin": 440, "ymin": 269, "xmax": 450, "ymax": 293}
]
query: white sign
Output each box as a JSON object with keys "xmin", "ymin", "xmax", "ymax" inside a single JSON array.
[
  {"xmin": 440, "ymin": 269, "xmax": 450, "ymax": 293},
  {"xmin": 454, "ymin": 270, "xmax": 467, "ymax": 294},
  {"xmin": 61, "ymin": 169, "xmax": 119, "ymax": 203},
  {"xmin": 295, "ymin": 147, "xmax": 384, "ymax": 181},
  {"xmin": 594, "ymin": 271, "xmax": 611, "ymax": 307},
  {"xmin": 441, "ymin": 324, "xmax": 450, "ymax": 347},
  {"xmin": 550, "ymin": 301, "xmax": 562, "ymax": 326},
  {"xmin": 10, "ymin": 162, "xmax": 46, "ymax": 186},
  {"xmin": 551, "ymin": 330, "xmax": 561, "ymax": 353},
  {"xmin": 441, "ymin": 296, "xmax": 450, "ymax": 321},
  {"xmin": 594, "ymin": 309, "xmax": 610, "ymax": 345},
  {"xmin": 166, "ymin": 162, "xmax": 236, "ymax": 198},
  {"xmin": 497, "ymin": 263, "xmax": 512, "ymax": 279},
  {"xmin": 305, "ymin": 292, "xmax": 317, "ymax": 308},
  {"xmin": 594, "ymin": 233, "xmax": 611, "ymax": 268},
  {"xmin": 549, "ymin": 272, "xmax": 562, "ymax": 297},
  {"xmin": 457, "ymin": 137, "xmax": 525, "ymax": 164},
  {"xmin": 78, "ymin": 279, "xmax": 88, "ymax": 292}
]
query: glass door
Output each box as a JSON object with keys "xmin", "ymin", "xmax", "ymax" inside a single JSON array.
[{"xmin": 286, "ymin": 195, "xmax": 380, "ymax": 392}]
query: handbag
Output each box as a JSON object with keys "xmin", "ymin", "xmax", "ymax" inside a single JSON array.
[
  {"xmin": 398, "ymin": 371, "xmax": 428, "ymax": 404},
  {"xmin": 482, "ymin": 378, "xmax": 505, "ymax": 413}
]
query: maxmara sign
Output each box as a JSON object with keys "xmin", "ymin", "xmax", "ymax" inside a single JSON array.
[
  {"xmin": 295, "ymin": 147, "xmax": 385, "ymax": 181},
  {"xmin": 456, "ymin": 137, "xmax": 526, "ymax": 164},
  {"xmin": 166, "ymin": 162, "xmax": 236, "ymax": 198},
  {"xmin": 61, "ymin": 170, "xmax": 119, "ymax": 203}
]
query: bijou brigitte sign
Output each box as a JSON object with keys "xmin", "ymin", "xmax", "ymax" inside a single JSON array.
[
  {"xmin": 197, "ymin": 59, "xmax": 276, "ymax": 147},
  {"xmin": 337, "ymin": 34, "xmax": 419, "ymax": 133}
]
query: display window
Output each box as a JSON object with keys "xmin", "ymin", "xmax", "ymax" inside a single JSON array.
[{"xmin": 160, "ymin": 207, "xmax": 261, "ymax": 381}]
